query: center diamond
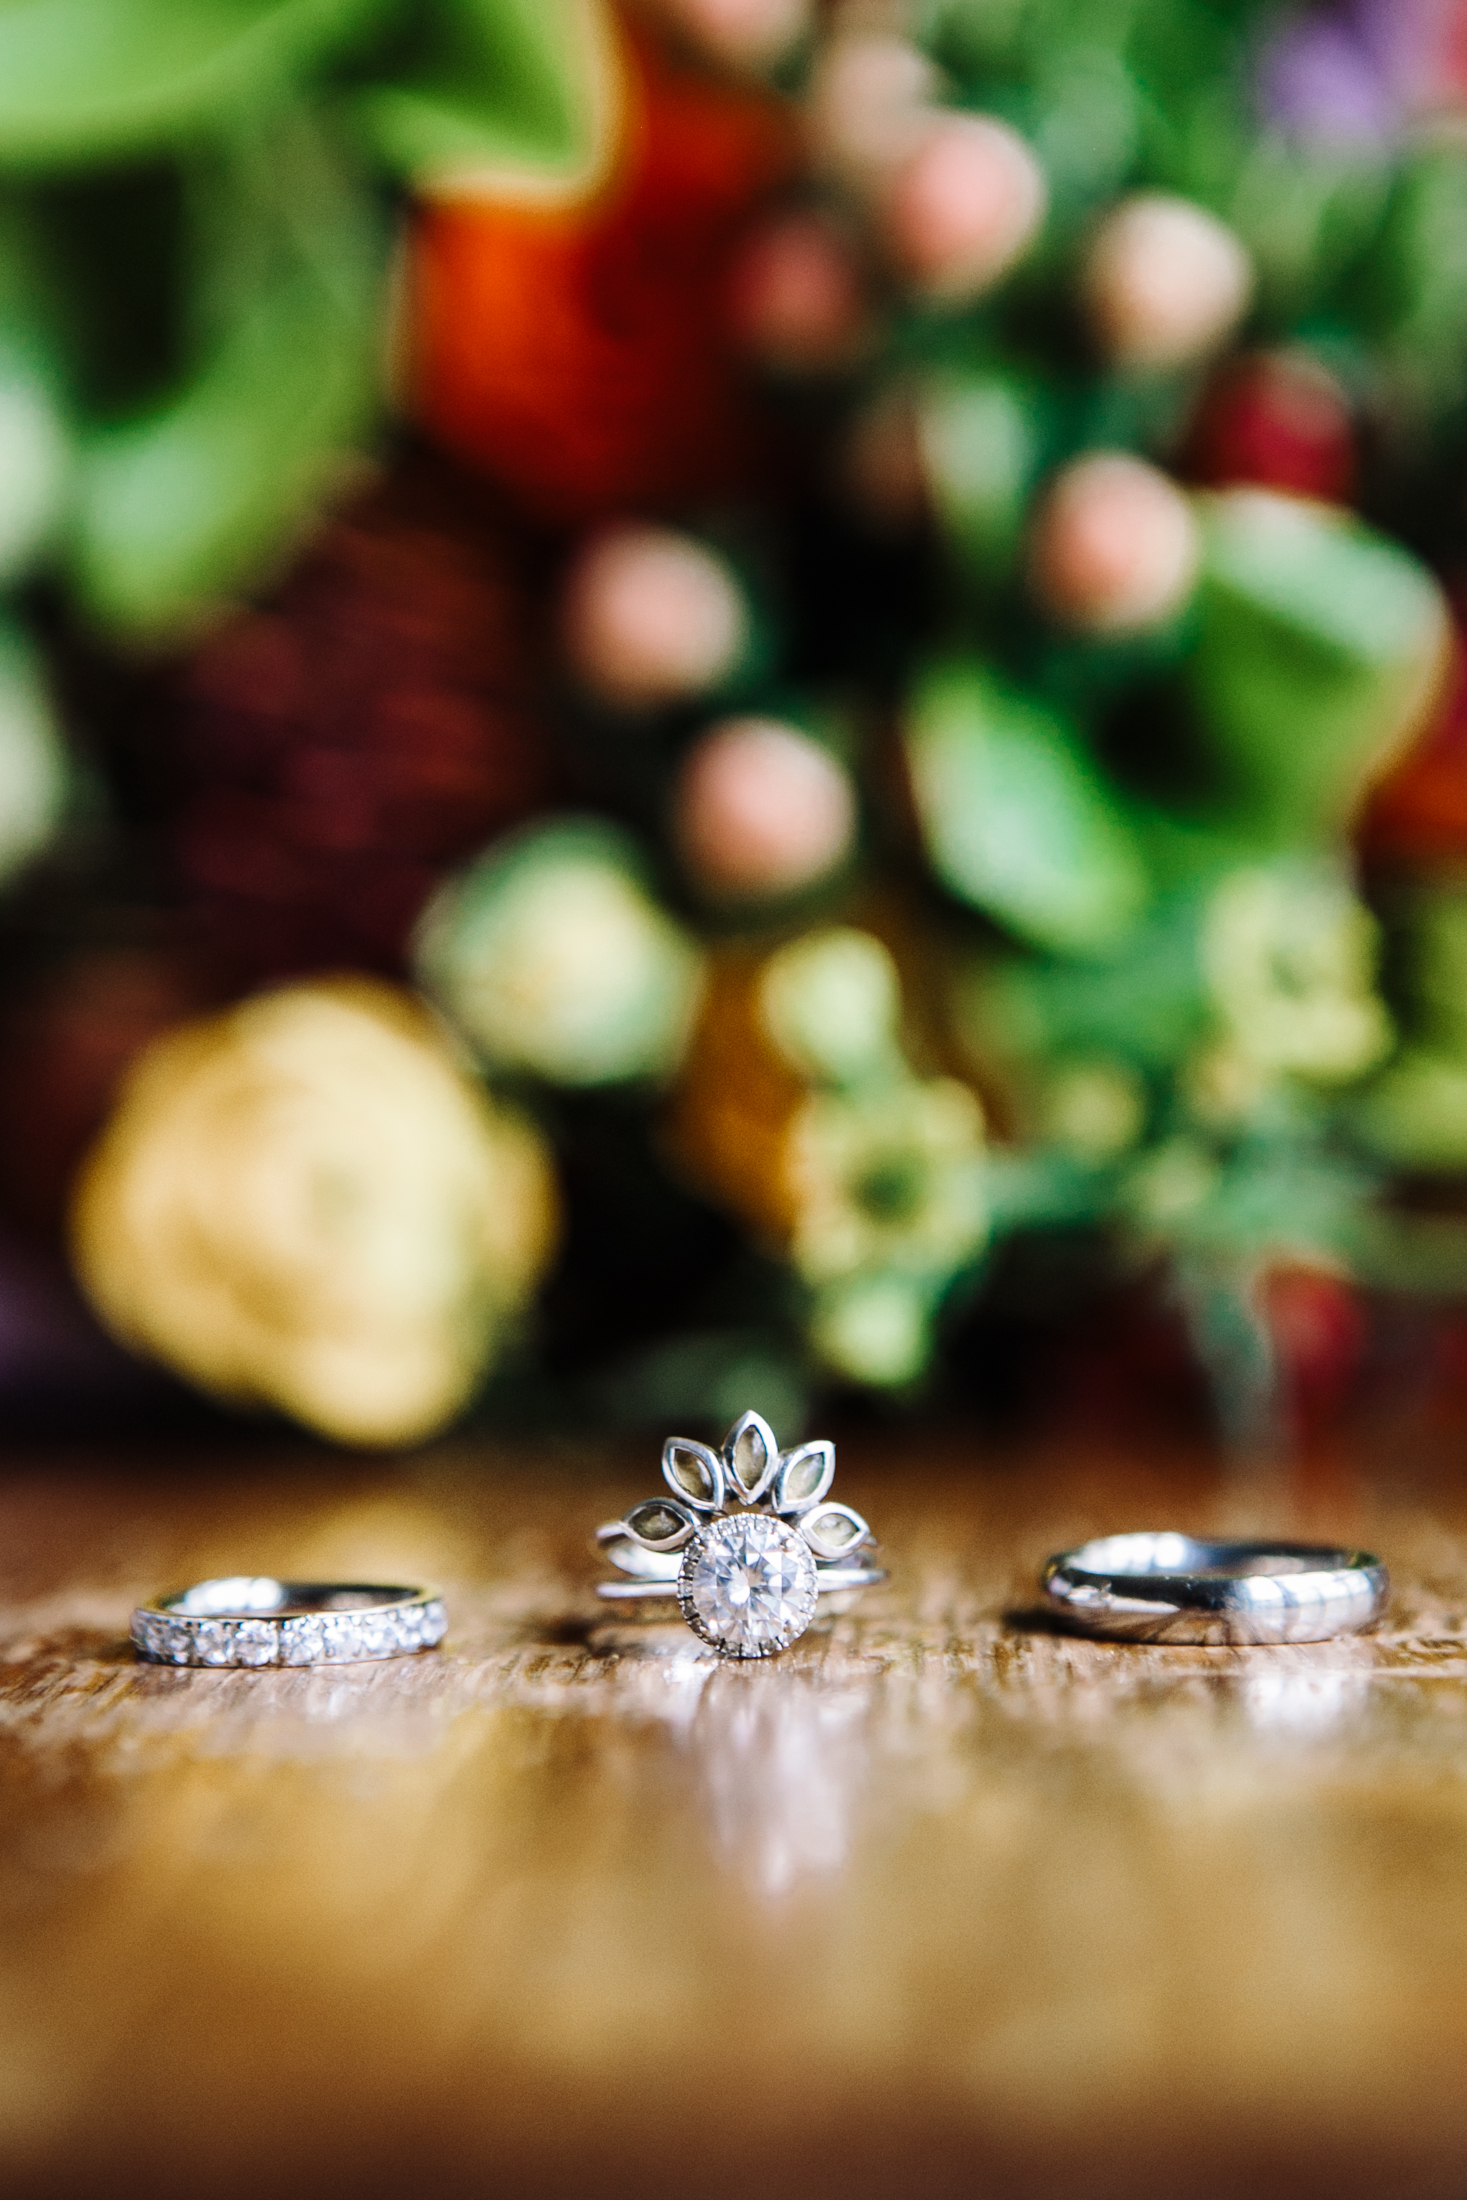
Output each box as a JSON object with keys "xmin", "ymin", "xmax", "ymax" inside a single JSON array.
[{"xmin": 678, "ymin": 1513, "xmax": 819, "ymax": 1658}]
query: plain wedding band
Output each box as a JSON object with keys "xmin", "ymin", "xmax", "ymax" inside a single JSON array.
[{"xmin": 1041, "ymin": 1533, "xmax": 1389, "ymax": 1644}]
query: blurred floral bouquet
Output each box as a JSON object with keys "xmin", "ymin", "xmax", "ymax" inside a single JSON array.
[{"xmin": 6, "ymin": 0, "xmax": 1467, "ymax": 1449}]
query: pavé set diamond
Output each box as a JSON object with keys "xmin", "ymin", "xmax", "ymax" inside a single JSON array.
[{"xmin": 131, "ymin": 1580, "xmax": 446, "ymax": 1668}]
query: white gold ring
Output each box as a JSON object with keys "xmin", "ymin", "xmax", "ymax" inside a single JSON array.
[
  {"xmin": 595, "ymin": 1411, "xmax": 885, "ymax": 1659},
  {"xmin": 1041, "ymin": 1534, "xmax": 1389, "ymax": 1645},
  {"xmin": 131, "ymin": 1578, "xmax": 448, "ymax": 1667}
]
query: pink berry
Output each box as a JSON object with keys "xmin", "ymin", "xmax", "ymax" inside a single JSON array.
[
  {"xmin": 645, "ymin": 0, "xmax": 811, "ymax": 70},
  {"xmin": 1083, "ymin": 193, "xmax": 1253, "ymax": 371},
  {"xmin": 806, "ymin": 34, "xmax": 940, "ymax": 188},
  {"xmin": 725, "ymin": 209, "xmax": 870, "ymax": 372},
  {"xmin": 884, "ymin": 113, "xmax": 1047, "ymax": 302},
  {"xmin": 1030, "ymin": 451, "xmax": 1200, "ymax": 634},
  {"xmin": 561, "ymin": 525, "xmax": 748, "ymax": 709},
  {"xmin": 675, "ymin": 717, "xmax": 857, "ymax": 897}
]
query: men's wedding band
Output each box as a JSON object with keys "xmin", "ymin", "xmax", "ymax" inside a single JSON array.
[
  {"xmin": 132, "ymin": 1578, "xmax": 447, "ymax": 1667},
  {"xmin": 1041, "ymin": 1533, "xmax": 1389, "ymax": 1645}
]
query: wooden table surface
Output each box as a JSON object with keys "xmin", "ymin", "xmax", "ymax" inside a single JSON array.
[{"xmin": 2, "ymin": 1428, "xmax": 1466, "ymax": 2199}]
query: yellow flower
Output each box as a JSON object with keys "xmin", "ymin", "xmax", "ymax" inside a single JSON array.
[
  {"xmin": 758, "ymin": 927, "xmax": 906, "ymax": 1086},
  {"xmin": 70, "ymin": 979, "xmax": 558, "ymax": 1445},
  {"xmin": 786, "ymin": 1077, "xmax": 988, "ymax": 1285},
  {"xmin": 1038, "ymin": 1057, "xmax": 1146, "ymax": 1159},
  {"xmin": 808, "ymin": 1272, "xmax": 935, "ymax": 1388},
  {"xmin": 1124, "ymin": 1136, "xmax": 1220, "ymax": 1234},
  {"xmin": 416, "ymin": 819, "xmax": 703, "ymax": 1086},
  {"xmin": 1202, "ymin": 863, "xmax": 1391, "ymax": 1084}
]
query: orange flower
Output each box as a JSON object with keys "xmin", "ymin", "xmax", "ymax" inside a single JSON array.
[{"xmin": 404, "ymin": 27, "xmax": 799, "ymax": 522}]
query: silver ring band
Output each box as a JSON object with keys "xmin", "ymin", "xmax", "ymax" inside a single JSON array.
[
  {"xmin": 131, "ymin": 1578, "xmax": 447, "ymax": 1667},
  {"xmin": 1041, "ymin": 1534, "xmax": 1389, "ymax": 1644},
  {"xmin": 594, "ymin": 1562, "xmax": 886, "ymax": 1600}
]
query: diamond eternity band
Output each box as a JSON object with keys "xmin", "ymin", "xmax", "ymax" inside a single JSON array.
[{"xmin": 131, "ymin": 1577, "xmax": 447, "ymax": 1667}]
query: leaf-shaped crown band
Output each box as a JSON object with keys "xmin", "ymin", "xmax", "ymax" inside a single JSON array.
[{"xmin": 594, "ymin": 1411, "xmax": 884, "ymax": 1594}]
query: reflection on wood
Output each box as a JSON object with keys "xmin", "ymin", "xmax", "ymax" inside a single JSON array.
[{"xmin": 1, "ymin": 1435, "xmax": 1466, "ymax": 2197}]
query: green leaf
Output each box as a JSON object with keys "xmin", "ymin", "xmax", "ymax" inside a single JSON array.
[
  {"xmin": 68, "ymin": 258, "xmax": 372, "ymax": 634},
  {"xmin": 0, "ymin": 0, "xmax": 385, "ymax": 168},
  {"xmin": 918, "ymin": 372, "xmax": 1040, "ymax": 587},
  {"xmin": 905, "ymin": 657, "xmax": 1149, "ymax": 956},
  {"xmin": 1351, "ymin": 149, "xmax": 1467, "ymax": 403},
  {"xmin": 1228, "ymin": 139, "xmax": 1391, "ymax": 321},
  {"xmin": 1189, "ymin": 490, "xmax": 1449, "ymax": 843},
  {"xmin": 352, "ymin": 0, "xmax": 612, "ymax": 194},
  {"xmin": 0, "ymin": 618, "xmax": 68, "ymax": 881},
  {"xmin": 1392, "ymin": 887, "xmax": 1467, "ymax": 1053},
  {"xmin": 964, "ymin": 895, "xmax": 1207, "ymax": 1072},
  {"xmin": 0, "ymin": 359, "xmax": 70, "ymax": 582},
  {"xmin": 1356, "ymin": 1051, "xmax": 1467, "ymax": 1174},
  {"xmin": 0, "ymin": 213, "xmax": 72, "ymax": 580}
]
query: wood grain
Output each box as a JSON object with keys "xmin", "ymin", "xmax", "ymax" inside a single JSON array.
[{"xmin": 1, "ymin": 1431, "xmax": 1466, "ymax": 2199}]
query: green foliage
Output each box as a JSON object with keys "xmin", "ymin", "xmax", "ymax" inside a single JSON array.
[
  {"xmin": 965, "ymin": 893, "xmax": 1206, "ymax": 1072},
  {"xmin": 0, "ymin": 0, "xmax": 384, "ymax": 168},
  {"xmin": 919, "ymin": 373, "xmax": 1041, "ymax": 586},
  {"xmin": 0, "ymin": 351, "xmax": 69, "ymax": 582},
  {"xmin": 839, "ymin": 0, "xmax": 1467, "ymax": 1418},
  {"xmin": 1189, "ymin": 493, "xmax": 1447, "ymax": 842},
  {"xmin": 354, "ymin": 0, "xmax": 603, "ymax": 186},
  {"xmin": 0, "ymin": 0, "xmax": 598, "ymax": 633},
  {"xmin": 906, "ymin": 657, "xmax": 1150, "ymax": 954},
  {"xmin": 72, "ymin": 258, "xmax": 371, "ymax": 631},
  {"xmin": 0, "ymin": 617, "xmax": 68, "ymax": 880}
]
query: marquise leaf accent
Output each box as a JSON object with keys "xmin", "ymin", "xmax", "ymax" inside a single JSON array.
[
  {"xmin": 662, "ymin": 1438, "xmax": 724, "ymax": 1512},
  {"xmin": 773, "ymin": 1440, "xmax": 835, "ymax": 1515},
  {"xmin": 625, "ymin": 1498, "xmax": 697, "ymax": 1551},
  {"xmin": 724, "ymin": 1410, "xmax": 778, "ymax": 1502},
  {"xmin": 800, "ymin": 1503, "xmax": 872, "ymax": 1561}
]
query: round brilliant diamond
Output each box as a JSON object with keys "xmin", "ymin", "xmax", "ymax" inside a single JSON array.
[{"xmin": 678, "ymin": 1513, "xmax": 818, "ymax": 1658}]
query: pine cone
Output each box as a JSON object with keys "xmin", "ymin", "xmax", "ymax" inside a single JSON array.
[{"xmin": 157, "ymin": 457, "xmax": 559, "ymax": 983}]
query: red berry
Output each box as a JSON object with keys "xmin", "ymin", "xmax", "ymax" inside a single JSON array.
[
  {"xmin": 561, "ymin": 524, "xmax": 749, "ymax": 707},
  {"xmin": 724, "ymin": 207, "xmax": 870, "ymax": 372},
  {"xmin": 884, "ymin": 113, "xmax": 1046, "ymax": 303},
  {"xmin": 1183, "ymin": 348, "xmax": 1356, "ymax": 504},
  {"xmin": 1259, "ymin": 1261, "xmax": 1367, "ymax": 1432},
  {"xmin": 1360, "ymin": 627, "xmax": 1467, "ymax": 863}
]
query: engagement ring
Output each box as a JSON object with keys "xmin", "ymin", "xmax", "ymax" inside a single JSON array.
[{"xmin": 596, "ymin": 1411, "xmax": 884, "ymax": 1658}]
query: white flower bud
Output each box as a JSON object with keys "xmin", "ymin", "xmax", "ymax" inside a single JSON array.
[
  {"xmin": 1029, "ymin": 451, "xmax": 1199, "ymax": 634},
  {"xmin": 1083, "ymin": 193, "xmax": 1253, "ymax": 371},
  {"xmin": 561, "ymin": 525, "xmax": 748, "ymax": 710}
]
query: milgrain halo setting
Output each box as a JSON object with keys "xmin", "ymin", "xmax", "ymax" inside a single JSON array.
[
  {"xmin": 595, "ymin": 1410, "xmax": 885, "ymax": 1658},
  {"xmin": 131, "ymin": 1577, "xmax": 448, "ymax": 1667},
  {"xmin": 1041, "ymin": 1533, "xmax": 1390, "ymax": 1645}
]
